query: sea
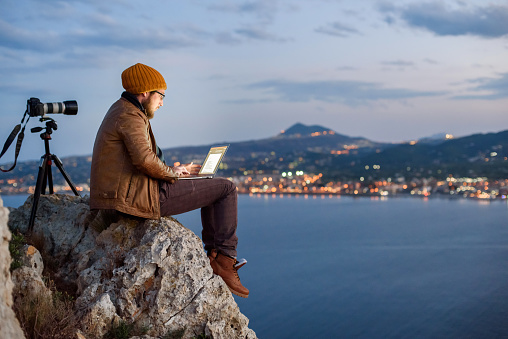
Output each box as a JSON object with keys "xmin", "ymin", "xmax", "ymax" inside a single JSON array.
[{"xmin": 3, "ymin": 193, "xmax": 508, "ymax": 338}]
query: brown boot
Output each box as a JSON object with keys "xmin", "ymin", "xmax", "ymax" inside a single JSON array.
[{"xmin": 208, "ymin": 249, "xmax": 249, "ymax": 298}]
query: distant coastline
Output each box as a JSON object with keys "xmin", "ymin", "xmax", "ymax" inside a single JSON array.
[
  {"xmin": 244, "ymin": 191, "xmax": 506, "ymax": 200},
  {"xmin": 2, "ymin": 189, "xmax": 506, "ymax": 211}
]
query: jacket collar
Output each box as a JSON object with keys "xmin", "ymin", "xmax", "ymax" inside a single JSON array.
[
  {"xmin": 120, "ymin": 91, "xmax": 164, "ymax": 163},
  {"xmin": 121, "ymin": 91, "xmax": 146, "ymax": 114}
]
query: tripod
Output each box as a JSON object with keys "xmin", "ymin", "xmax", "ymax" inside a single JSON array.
[{"xmin": 28, "ymin": 117, "xmax": 80, "ymax": 232}]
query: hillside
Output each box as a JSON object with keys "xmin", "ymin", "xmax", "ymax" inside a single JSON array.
[
  {"xmin": 162, "ymin": 122, "xmax": 386, "ymax": 162},
  {"xmin": 316, "ymin": 130, "xmax": 508, "ymax": 180},
  {"xmin": 0, "ymin": 124, "xmax": 507, "ymax": 194}
]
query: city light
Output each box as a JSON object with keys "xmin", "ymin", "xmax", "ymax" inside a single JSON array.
[{"xmin": 2, "ymin": 164, "xmax": 507, "ymax": 202}]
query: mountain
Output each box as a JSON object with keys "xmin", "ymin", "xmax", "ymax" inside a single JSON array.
[
  {"xmin": 325, "ymin": 130, "xmax": 508, "ymax": 180},
  {"xmin": 417, "ymin": 132, "xmax": 454, "ymax": 145},
  {"xmin": 360, "ymin": 130, "xmax": 508, "ymax": 166},
  {"xmin": 278, "ymin": 122, "xmax": 337, "ymax": 137},
  {"xmin": 161, "ymin": 122, "xmax": 386, "ymax": 164},
  {"xmin": 161, "ymin": 124, "xmax": 507, "ymax": 180}
]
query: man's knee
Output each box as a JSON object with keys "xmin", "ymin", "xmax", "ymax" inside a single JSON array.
[{"xmin": 216, "ymin": 178, "xmax": 236, "ymax": 194}]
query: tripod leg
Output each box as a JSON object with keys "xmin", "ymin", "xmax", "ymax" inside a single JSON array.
[
  {"xmin": 46, "ymin": 159, "xmax": 54, "ymax": 194},
  {"xmin": 28, "ymin": 155, "xmax": 49, "ymax": 232},
  {"xmin": 52, "ymin": 154, "xmax": 80, "ymax": 196},
  {"xmin": 41, "ymin": 164, "xmax": 48, "ymax": 195}
]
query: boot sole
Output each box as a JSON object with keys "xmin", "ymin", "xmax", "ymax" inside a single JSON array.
[
  {"xmin": 212, "ymin": 273, "xmax": 249, "ymax": 298},
  {"xmin": 229, "ymin": 287, "xmax": 249, "ymax": 298}
]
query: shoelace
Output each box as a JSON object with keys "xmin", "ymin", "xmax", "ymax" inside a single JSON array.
[
  {"xmin": 231, "ymin": 262, "xmax": 241, "ymax": 281},
  {"xmin": 211, "ymin": 252, "xmax": 244, "ymax": 281}
]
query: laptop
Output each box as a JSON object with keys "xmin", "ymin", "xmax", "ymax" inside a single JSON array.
[{"xmin": 179, "ymin": 145, "xmax": 229, "ymax": 180}]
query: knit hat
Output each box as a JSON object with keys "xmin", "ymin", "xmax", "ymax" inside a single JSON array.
[{"xmin": 121, "ymin": 63, "xmax": 167, "ymax": 94}]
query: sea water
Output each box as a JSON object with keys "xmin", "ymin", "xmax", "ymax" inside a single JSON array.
[
  {"xmin": 177, "ymin": 194, "xmax": 508, "ymax": 338},
  {"xmin": 3, "ymin": 194, "xmax": 508, "ymax": 338}
]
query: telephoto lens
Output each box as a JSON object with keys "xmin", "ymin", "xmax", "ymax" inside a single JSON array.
[
  {"xmin": 40, "ymin": 101, "xmax": 78, "ymax": 115},
  {"xmin": 27, "ymin": 98, "xmax": 78, "ymax": 117}
]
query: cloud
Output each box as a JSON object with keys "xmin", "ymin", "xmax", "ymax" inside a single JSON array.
[
  {"xmin": 224, "ymin": 98, "xmax": 274, "ymax": 104},
  {"xmin": 214, "ymin": 32, "xmax": 243, "ymax": 45},
  {"xmin": 87, "ymin": 12, "xmax": 120, "ymax": 28},
  {"xmin": 380, "ymin": 2, "xmax": 508, "ymax": 38},
  {"xmin": 207, "ymin": 0, "xmax": 280, "ymax": 23},
  {"xmin": 382, "ymin": 60, "xmax": 415, "ymax": 67},
  {"xmin": 336, "ymin": 66, "xmax": 357, "ymax": 71},
  {"xmin": 242, "ymin": 79, "xmax": 445, "ymax": 106},
  {"xmin": 453, "ymin": 73, "xmax": 508, "ymax": 100},
  {"xmin": 206, "ymin": 1, "xmax": 289, "ymax": 43},
  {"xmin": 315, "ymin": 22, "xmax": 361, "ymax": 38},
  {"xmin": 0, "ymin": 0, "xmax": 288, "ymax": 64},
  {"xmin": 213, "ymin": 26, "xmax": 289, "ymax": 45},
  {"xmin": 0, "ymin": 19, "xmax": 62, "ymax": 52},
  {"xmin": 380, "ymin": 60, "xmax": 417, "ymax": 72},
  {"xmin": 423, "ymin": 58, "xmax": 438, "ymax": 65},
  {"xmin": 78, "ymin": 29, "xmax": 200, "ymax": 50},
  {"xmin": 234, "ymin": 27, "xmax": 288, "ymax": 42},
  {"xmin": 0, "ymin": 17, "xmax": 200, "ymax": 56},
  {"xmin": 0, "ymin": 15, "xmax": 205, "ymax": 73}
]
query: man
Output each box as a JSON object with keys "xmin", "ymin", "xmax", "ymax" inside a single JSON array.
[{"xmin": 90, "ymin": 63, "xmax": 249, "ymax": 298}]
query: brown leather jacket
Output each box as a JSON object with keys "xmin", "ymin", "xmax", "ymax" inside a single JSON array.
[{"xmin": 90, "ymin": 97, "xmax": 176, "ymax": 219}]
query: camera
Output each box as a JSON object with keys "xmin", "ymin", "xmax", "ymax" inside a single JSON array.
[{"xmin": 27, "ymin": 97, "xmax": 78, "ymax": 117}]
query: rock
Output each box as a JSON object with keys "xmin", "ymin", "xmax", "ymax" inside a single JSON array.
[
  {"xmin": 11, "ymin": 265, "xmax": 52, "ymax": 300},
  {"xmin": 0, "ymin": 196, "xmax": 26, "ymax": 339},
  {"xmin": 20, "ymin": 244, "xmax": 44, "ymax": 275},
  {"xmin": 9, "ymin": 194, "xmax": 257, "ymax": 339},
  {"xmin": 10, "ymin": 245, "xmax": 48, "ymax": 302}
]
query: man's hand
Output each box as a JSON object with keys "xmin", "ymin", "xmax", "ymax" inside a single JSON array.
[
  {"xmin": 172, "ymin": 165, "xmax": 190, "ymax": 176},
  {"xmin": 172, "ymin": 162, "xmax": 201, "ymax": 177},
  {"xmin": 185, "ymin": 162, "xmax": 201, "ymax": 175}
]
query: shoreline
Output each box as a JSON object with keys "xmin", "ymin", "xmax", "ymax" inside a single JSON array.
[
  {"xmin": 241, "ymin": 191, "xmax": 507, "ymax": 202},
  {"xmin": 1, "ymin": 190, "xmax": 506, "ymax": 203}
]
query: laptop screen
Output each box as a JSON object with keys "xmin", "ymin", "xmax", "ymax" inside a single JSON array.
[{"xmin": 199, "ymin": 145, "xmax": 229, "ymax": 175}]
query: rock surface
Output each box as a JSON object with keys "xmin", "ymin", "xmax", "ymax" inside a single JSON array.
[
  {"xmin": 8, "ymin": 194, "xmax": 257, "ymax": 339},
  {"xmin": 0, "ymin": 196, "xmax": 26, "ymax": 339}
]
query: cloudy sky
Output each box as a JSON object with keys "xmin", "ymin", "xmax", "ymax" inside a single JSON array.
[{"xmin": 1, "ymin": 0, "xmax": 507, "ymax": 161}]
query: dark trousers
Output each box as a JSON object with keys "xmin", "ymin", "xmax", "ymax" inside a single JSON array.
[{"xmin": 159, "ymin": 177, "xmax": 238, "ymax": 257}]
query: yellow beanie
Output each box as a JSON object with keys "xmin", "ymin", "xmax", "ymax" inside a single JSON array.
[{"xmin": 121, "ymin": 63, "xmax": 167, "ymax": 94}]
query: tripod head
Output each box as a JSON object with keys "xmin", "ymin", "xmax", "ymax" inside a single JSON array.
[
  {"xmin": 1, "ymin": 97, "xmax": 77, "ymax": 173},
  {"xmin": 30, "ymin": 117, "xmax": 58, "ymax": 140}
]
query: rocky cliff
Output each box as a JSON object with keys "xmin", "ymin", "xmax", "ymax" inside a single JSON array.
[
  {"xmin": 0, "ymin": 197, "xmax": 26, "ymax": 338},
  {"xmin": 6, "ymin": 194, "xmax": 257, "ymax": 339}
]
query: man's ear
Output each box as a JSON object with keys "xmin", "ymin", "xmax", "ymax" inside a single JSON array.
[{"xmin": 136, "ymin": 92, "xmax": 150, "ymax": 104}]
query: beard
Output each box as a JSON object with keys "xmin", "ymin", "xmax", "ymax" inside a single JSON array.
[
  {"xmin": 142, "ymin": 96, "xmax": 158, "ymax": 119},
  {"xmin": 144, "ymin": 106, "xmax": 156, "ymax": 120}
]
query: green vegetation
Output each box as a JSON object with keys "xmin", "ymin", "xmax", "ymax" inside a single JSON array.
[
  {"xmin": 192, "ymin": 333, "xmax": 211, "ymax": 339},
  {"xmin": 105, "ymin": 320, "xmax": 149, "ymax": 339},
  {"xmin": 105, "ymin": 321, "xmax": 134, "ymax": 339},
  {"xmin": 9, "ymin": 231, "xmax": 24, "ymax": 271},
  {"xmin": 9, "ymin": 230, "xmax": 80, "ymax": 338},
  {"xmin": 163, "ymin": 327, "xmax": 186, "ymax": 339}
]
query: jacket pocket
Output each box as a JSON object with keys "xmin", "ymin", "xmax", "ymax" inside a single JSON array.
[{"xmin": 125, "ymin": 175, "xmax": 138, "ymax": 203}]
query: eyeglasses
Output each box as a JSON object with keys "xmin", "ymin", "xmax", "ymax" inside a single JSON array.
[{"xmin": 152, "ymin": 90, "xmax": 165, "ymax": 100}]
